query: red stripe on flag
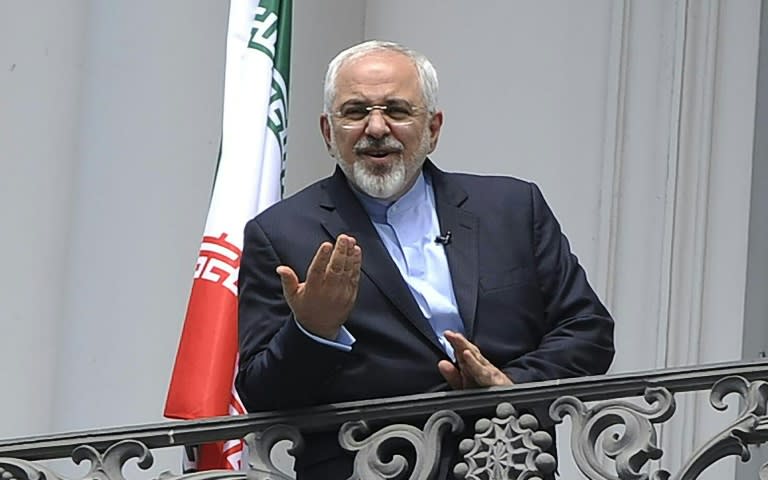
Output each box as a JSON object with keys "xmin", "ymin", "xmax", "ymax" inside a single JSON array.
[
  {"xmin": 164, "ymin": 279, "xmax": 238, "ymax": 419},
  {"xmin": 229, "ymin": 395, "xmax": 246, "ymax": 415},
  {"xmin": 164, "ymin": 235, "xmax": 241, "ymax": 420},
  {"xmin": 223, "ymin": 443, "xmax": 244, "ymax": 457}
]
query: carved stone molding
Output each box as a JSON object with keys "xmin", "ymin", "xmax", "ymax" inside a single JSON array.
[
  {"xmin": 659, "ymin": 0, "xmax": 723, "ymax": 470},
  {"xmin": 595, "ymin": 0, "xmax": 630, "ymax": 307}
]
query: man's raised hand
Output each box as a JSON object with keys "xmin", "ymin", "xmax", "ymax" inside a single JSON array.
[{"xmin": 276, "ymin": 234, "xmax": 362, "ymax": 340}]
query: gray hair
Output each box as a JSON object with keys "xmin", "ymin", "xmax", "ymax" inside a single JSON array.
[{"xmin": 323, "ymin": 40, "xmax": 439, "ymax": 114}]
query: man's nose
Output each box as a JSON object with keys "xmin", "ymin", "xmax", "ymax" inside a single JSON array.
[{"xmin": 364, "ymin": 110, "xmax": 391, "ymax": 138}]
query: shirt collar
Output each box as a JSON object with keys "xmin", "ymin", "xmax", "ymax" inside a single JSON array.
[{"xmin": 350, "ymin": 170, "xmax": 429, "ymax": 223}]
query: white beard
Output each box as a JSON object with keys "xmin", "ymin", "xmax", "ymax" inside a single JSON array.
[
  {"xmin": 344, "ymin": 154, "xmax": 408, "ymax": 199},
  {"xmin": 331, "ymin": 125, "xmax": 432, "ymax": 200}
]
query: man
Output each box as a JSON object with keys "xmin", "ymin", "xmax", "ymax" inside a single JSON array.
[{"xmin": 236, "ymin": 40, "xmax": 614, "ymax": 478}]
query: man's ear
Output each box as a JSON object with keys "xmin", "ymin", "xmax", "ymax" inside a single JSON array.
[
  {"xmin": 320, "ymin": 114, "xmax": 333, "ymax": 153},
  {"xmin": 428, "ymin": 111, "xmax": 444, "ymax": 153}
]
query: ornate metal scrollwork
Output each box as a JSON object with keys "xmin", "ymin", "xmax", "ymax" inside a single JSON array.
[
  {"xmin": 157, "ymin": 466, "xmax": 246, "ymax": 480},
  {"xmin": 453, "ymin": 402, "xmax": 556, "ymax": 480},
  {"xmin": 241, "ymin": 426, "xmax": 302, "ymax": 480},
  {"xmin": 1, "ymin": 457, "xmax": 69, "ymax": 480},
  {"xmin": 673, "ymin": 376, "xmax": 768, "ymax": 480},
  {"xmin": 0, "ymin": 426, "xmax": 304, "ymax": 480},
  {"xmin": 549, "ymin": 386, "xmax": 676, "ymax": 480},
  {"xmin": 159, "ymin": 427, "xmax": 303, "ymax": 480},
  {"xmin": 339, "ymin": 409, "xmax": 463, "ymax": 480},
  {"xmin": 0, "ymin": 440, "xmax": 154, "ymax": 480}
]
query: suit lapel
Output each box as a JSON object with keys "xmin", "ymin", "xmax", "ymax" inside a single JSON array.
[
  {"xmin": 427, "ymin": 162, "xmax": 480, "ymax": 339},
  {"xmin": 319, "ymin": 168, "xmax": 445, "ymax": 352}
]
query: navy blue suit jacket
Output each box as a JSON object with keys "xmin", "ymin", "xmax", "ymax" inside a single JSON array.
[{"xmin": 236, "ymin": 161, "xmax": 614, "ymax": 477}]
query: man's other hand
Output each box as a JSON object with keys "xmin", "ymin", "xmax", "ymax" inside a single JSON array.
[
  {"xmin": 276, "ymin": 234, "xmax": 362, "ymax": 340},
  {"xmin": 437, "ymin": 330, "xmax": 513, "ymax": 389}
]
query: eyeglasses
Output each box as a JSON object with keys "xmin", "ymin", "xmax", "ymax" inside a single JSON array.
[{"xmin": 330, "ymin": 102, "xmax": 427, "ymax": 129}]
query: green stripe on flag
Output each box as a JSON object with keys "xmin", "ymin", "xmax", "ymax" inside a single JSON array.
[{"xmin": 248, "ymin": 0, "xmax": 291, "ymax": 196}]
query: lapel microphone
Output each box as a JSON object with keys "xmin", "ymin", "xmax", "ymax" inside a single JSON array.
[{"xmin": 434, "ymin": 230, "xmax": 452, "ymax": 245}]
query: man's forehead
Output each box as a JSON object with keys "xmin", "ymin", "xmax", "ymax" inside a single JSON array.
[
  {"xmin": 334, "ymin": 51, "xmax": 420, "ymax": 100},
  {"xmin": 337, "ymin": 51, "xmax": 417, "ymax": 81}
]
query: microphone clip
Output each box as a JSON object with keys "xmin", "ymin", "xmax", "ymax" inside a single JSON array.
[{"xmin": 434, "ymin": 231, "xmax": 452, "ymax": 245}]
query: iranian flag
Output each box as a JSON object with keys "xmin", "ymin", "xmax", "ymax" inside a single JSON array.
[{"xmin": 164, "ymin": 0, "xmax": 291, "ymax": 470}]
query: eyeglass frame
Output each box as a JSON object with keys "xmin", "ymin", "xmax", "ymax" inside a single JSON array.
[{"xmin": 328, "ymin": 101, "xmax": 430, "ymax": 129}]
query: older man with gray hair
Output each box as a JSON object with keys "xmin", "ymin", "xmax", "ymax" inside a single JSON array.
[{"xmin": 236, "ymin": 39, "xmax": 614, "ymax": 479}]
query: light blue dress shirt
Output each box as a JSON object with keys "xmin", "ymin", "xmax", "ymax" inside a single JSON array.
[{"xmin": 297, "ymin": 171, "xmax": 465, "ymax": 361}]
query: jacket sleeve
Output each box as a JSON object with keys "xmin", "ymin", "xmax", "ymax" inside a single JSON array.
[
  {"xmin": 235, "ymin": 219, "xmax": 351, "ymax": 412},
  {"xmin": 501, "ymin": 183, "xmax": 615, "ymax": 383}
]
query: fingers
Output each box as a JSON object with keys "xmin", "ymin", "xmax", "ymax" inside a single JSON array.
[
  {"xmin": 438, "ymin": 360, "xmax": 464, "ymax": 390},
  {"xmin": 304, "ymin": 234, "xmax": 361, "ymax": 284},
  {"xmin": 306, "ymin": 242, "xmax": 333, "ymax": 283},
  {"xmin": 276, "ymin": 235, "xmax": 362, "ymax": 340},
  {"xmin": 460, "ymin": 349, "xmax": 494, "ymax": 384},
  {"xmin": 327, "ymin": 235, "xmax": 358, "ymax": 276},
  {"xmin": 444, "ymin": 330, "xmax": 479, "ymax": 372},
  {"xmin": 460, "ymin": 349, "xmax": 513, "ymax": 386},
  {"xmin": 444, "ymin": 330, "xmax": 480, "ymax": 356},
  {"xmin": 276, "ymin": 265, "xmax": 300, "ymax": 298},
  {"xmin": 443, "ymin": 331, "xmax": 513, "ymax": 387},
  {"xmin": 346, "ymin": 245, "xmax": 362, "ymax": 275}
]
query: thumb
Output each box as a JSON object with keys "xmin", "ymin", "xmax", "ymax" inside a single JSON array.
[
  {"xmin": 276, "ymin": 265, "xmax": 300, "ymax": 298},
  {"xmin": 438, "ymin": 360, "xmax": 464, "ymax": 390}
]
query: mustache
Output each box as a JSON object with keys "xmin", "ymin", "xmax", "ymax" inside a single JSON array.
[{"xmin": 354, "ymin": 136, "xmax": 404, "ymax": 153}]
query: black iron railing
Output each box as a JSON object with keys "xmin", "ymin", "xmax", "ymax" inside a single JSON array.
[{"xmin": 1, "ymin": 360, "xmax": 767, "ymax": 479}]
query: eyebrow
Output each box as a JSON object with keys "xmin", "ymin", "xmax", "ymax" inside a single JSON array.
[{"xmin": 338, "ymin": 98, "xmax": 412, "ymax": 108}]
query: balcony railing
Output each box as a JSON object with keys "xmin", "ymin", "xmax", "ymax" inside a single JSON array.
[{"xmin": 1, "ymin": 360, "xmax": 767, "ymax": 479}]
